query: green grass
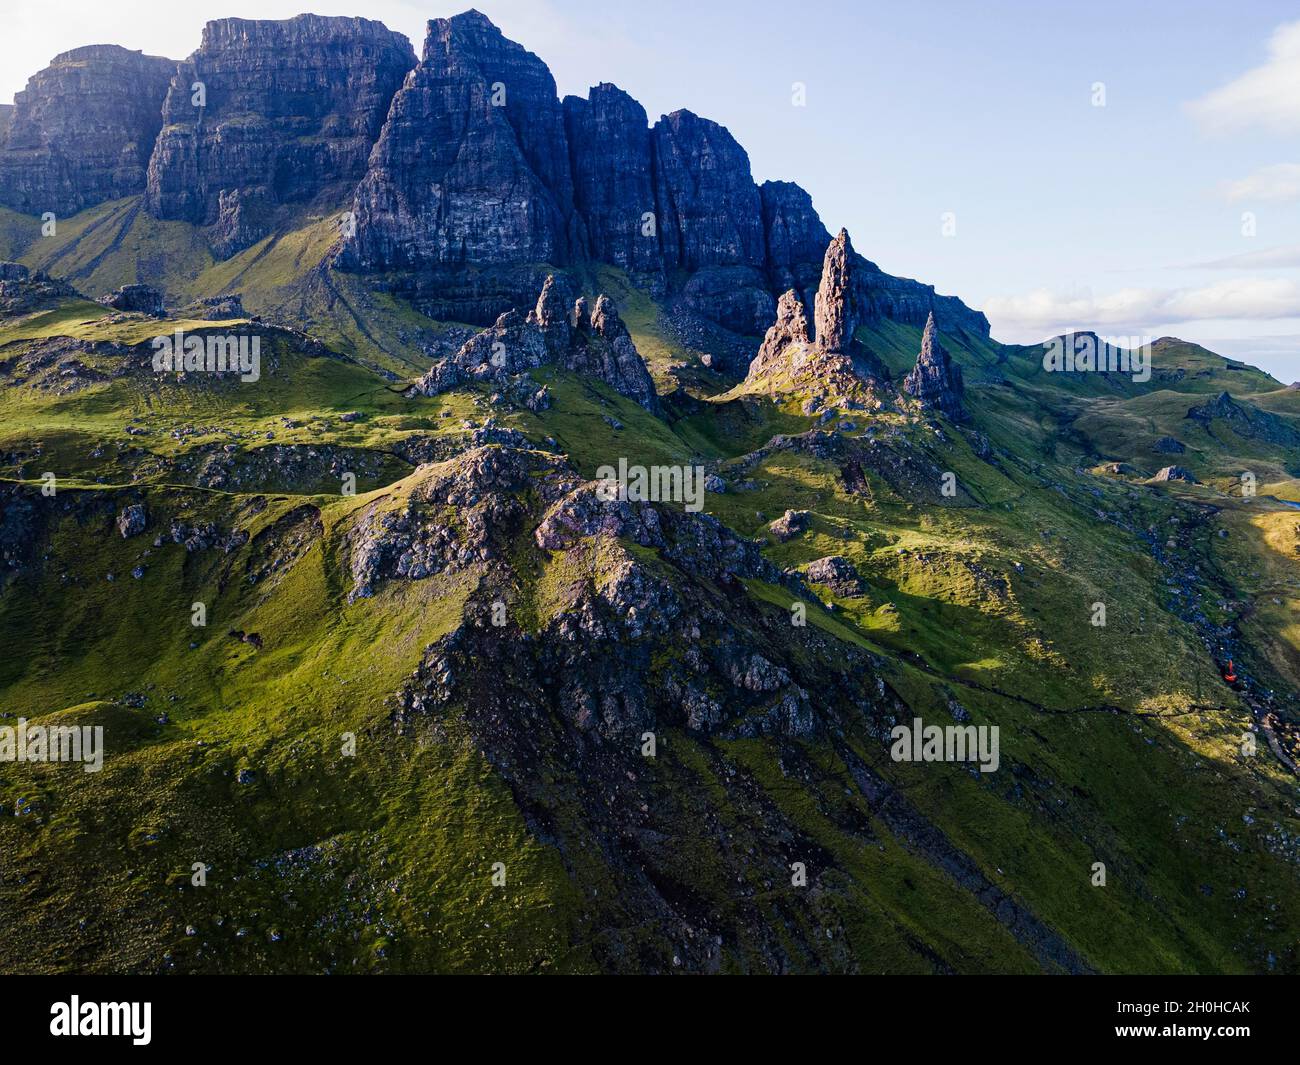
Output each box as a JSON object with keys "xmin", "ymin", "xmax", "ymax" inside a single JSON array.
[{"xmin": 2, "ymin": 212, "xmax": 1298, "ymax": 974}]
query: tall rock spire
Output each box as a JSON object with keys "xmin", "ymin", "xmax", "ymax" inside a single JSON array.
[
  {"xmin": 813, "ymin": 229, "xmax": 855, "ymax": 353},
  {"xmin": 903, "ymin": 312, "xmax": 965, "ymax": 420},
  {"xmin": 747, "ymin": 289, "xmax": 810, "ymax": 378}
]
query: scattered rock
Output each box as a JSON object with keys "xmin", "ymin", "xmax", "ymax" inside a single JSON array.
[
  {"xmin": 1153, "ymin": 465, "xmax": 1197, "ymax": 483},
  {"xmin": 116, "ymin": 503, "xmax": 148, "ymax": 539},
  {"xmin": 769, "ymin": 509, "xmax": 810, "ymax": 542},
  {"xmin": 802, "ymin": 554, "xmax": 865, "ymax": 596}
]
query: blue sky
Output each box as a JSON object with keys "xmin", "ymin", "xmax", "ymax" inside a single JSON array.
[{"xmin": 5, "ymin": 0, "xmax": 1300, "ymax": 380}]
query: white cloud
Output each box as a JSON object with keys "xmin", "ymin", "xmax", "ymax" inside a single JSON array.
[
  {"xmin": 1188, "ymin": 20, "xmax": 1300, "ymax": 134},
  {"xmin": 1221, "ymin": 162, "xmax": 1300, "ymax": 202},
  {"xmin": 1187, "ymin": 243, "xmax": 1300, "ymax": 269},
  {"xmin": 985, "ymin": 278, "xmax": 1300, "ymax": 339}
]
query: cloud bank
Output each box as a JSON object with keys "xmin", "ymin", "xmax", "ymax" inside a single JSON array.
[
  {"xmin": 985, "ymin": 278, "xmax": 1300, "ymax": 338},
  {"xmin": 1189, "ymin": 20, "xmax": 1300, "ymax": 134}
]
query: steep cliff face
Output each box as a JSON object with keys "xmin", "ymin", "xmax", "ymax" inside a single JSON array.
[
  {"xmin": 0, "ymin": 46, "xmax": 176, "ymax": 216},
  {"xmin": 650, "ymin": 110, "xmax": 766, "ymax": 273},
  {"xmin": 144, "ymin": 14, "xmax": 414, "ymax": 253},
  {"xmin": 443, "ymin": 12, "xmax": 581, "ymax": 249},
  {"xmin": 563, "ymin": 84, "xmax": 660, "ymax": 273},
  {"xmin": 333, "ymin": 10, "xmax": 987, "ymax": 338},
  {"xmin": 0, "ymin": 8, "xmax": 989, "ymax": 340},
  {"xmin": 760, "ymin": 180, "xmax": 831, "ymax": 304},
  {"xmin": 855, "ymin": 258, "xmax": 989, "ymax": 336},
  {"xmin": 651, "ymin": 109, "xmax": 776, "ymax": 335},
  {"xmin": 338, "ymin": 10, "xmax": 579, "ymax": 271}
]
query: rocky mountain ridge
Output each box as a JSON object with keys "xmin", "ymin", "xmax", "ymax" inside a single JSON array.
[
  {"xmin": 0, "ymin": 45, "xmax": 176, "ymax": 217},
  {"xmin": 0, "ymin": 9, "xmax": 988, "ymax": 339},
  {"xmin": 144, "ymin": 15, "xmax": 416, "ymax": 257}
]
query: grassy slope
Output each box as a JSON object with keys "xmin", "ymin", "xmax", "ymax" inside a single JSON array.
[{"xmin": 1, "ymin": 214, "xmax": 1298, "ymax": 972}]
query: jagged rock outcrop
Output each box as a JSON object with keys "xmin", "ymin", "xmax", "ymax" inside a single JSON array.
[
  {"xmin": 98, "ymin": 284, "xmax": 165, "ymax": 316},
  {"xmin": 411, "ymin": 277, "xmax": 660, "ymax": 413},
  {"xmin": 375, "ymin": 442, "xmax": 845, "ymax": 755},
  {"xmin": 145, "ymin": 15, "xmax": 414, "ymax": 254},
  {"xmin": 585, "ymin": 295, "xmax": 661, "ymax": 411},
  {"xmin": 903, "ymin": 312, "xmax": 965, "ymax": 420},
  {"xmin": 742, "ymin": 230, "xmax": 889, "ymax": 402},
  {"xmin": 563, "ymin": 83, "xmax": 660, "ymax": 272},
  {"xmin": 0, "ymin": 264, "xmax": 79, "ymax": 315},
  {"xmin": 338, "ymin": 10, "xmax": 579, "ymax": 272},
  {"xmin": 348, "ymin": 446, "xmax": 573, "ymax": 601},
  {"xmin": 1153, "ymin": 435, "xmax": 1186, "ymax": 454},
  {"xmin": 1187, "ymin": 390, "xmax": 1245, "ymax": 425},
  {"xmin": 0, "ymin": 46, "xmax": 177, "ymax": 216},
  {"xmin": 748, "ymin": 289, "xmax": 811, "ymax": 378},
  {"xmin": 188, "ymin": 294, "xmax": 246, "ymax": 320},
  {"xmin": 813, "ymin": 229, "xmax": 856, "ymax": 353},
  {"xmin": 1185, "ymin": 390, "xmax": 1300, "ymax": 446},
  {"xmin": 1153, "ymin": 465, "xmax": 1197, "ymax": 483}
]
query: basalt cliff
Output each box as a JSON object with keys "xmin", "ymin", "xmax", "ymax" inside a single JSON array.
[
  {"xmin": 0, "ymin": 10, "xmax": 986, "ymax": 343},
  {"xmin": 1, "ymin": 9, "xmax": 1297, "ymax": 979}
]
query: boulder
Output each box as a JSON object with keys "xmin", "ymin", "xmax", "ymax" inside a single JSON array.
[
  {"xmin": 117, "ymin": 503, "xmax": 148, "ymax": 539},
  {"xmin": 769, "ymin": 509, "xmax": 811, "ymax": 542},
  {"xmin": 99, "ymin": 284, "xmax": 164, "ymax": 316},
  {"xmin": 802, "ymin": 555, "xmax": 865, "ymax": 596}
]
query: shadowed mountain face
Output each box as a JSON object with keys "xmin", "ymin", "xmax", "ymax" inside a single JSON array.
[
  {"xmin": 0, "ymin": 10, "xmax": 1298, "ymax": 979},
  {"xmin": 144, "ymin": 15, "xmax": 416, "ymax": 256},
  {"xmin": 0, "ymin": 9, "xmax": 986, "ymax": 336},
  {"xmin": 332, "ymin": 11, "xmax": 987, "ymax": 336},
  {"xmin": 337, "ymin": 11, "xmax": 580, "ymax": 270}
]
